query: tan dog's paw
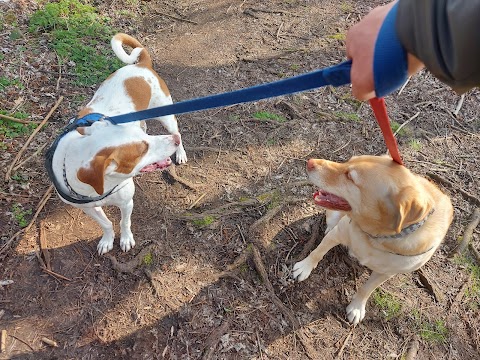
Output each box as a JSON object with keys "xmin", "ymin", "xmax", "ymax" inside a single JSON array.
[
  {"xmin": 120, "ymin": 232, "xmax": 135, "ymax": 252},
  {"xmin": 292, "ymin": 258, "xmax": 315, "ymax": 281},
  {"xmin": 346, "ymin": 298, "xmax": 366, "ymax": 325}
]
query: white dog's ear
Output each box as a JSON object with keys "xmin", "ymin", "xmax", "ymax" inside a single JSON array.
[
  {"xmin": 393, "ymin": 186, "xmax": 434, "ymax": 233},
  {"xmin": 77, "ymin": 147, "xmax": 116, "ymax": 195},
  {"xmin": 77, "ymin": 142, "xmax": 148, "ymax": 194}
]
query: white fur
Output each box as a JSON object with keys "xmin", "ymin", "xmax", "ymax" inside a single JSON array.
[{"xmin": 51, "ymin": 122, "xmax": 178, "ymax": 255}]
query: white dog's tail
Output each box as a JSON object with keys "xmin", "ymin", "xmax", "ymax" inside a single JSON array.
[{"xmin": 111, "ymin": 33, "xmax": 152, "ymax": 68}]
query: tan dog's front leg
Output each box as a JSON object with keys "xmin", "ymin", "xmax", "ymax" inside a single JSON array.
[
  {"xmin": 346, "ymin": 272, "xmax": 393, "ymax": 325},
  {"xmin": 292, "ymin": 225, "xmax": 341, "ymax": 281}
]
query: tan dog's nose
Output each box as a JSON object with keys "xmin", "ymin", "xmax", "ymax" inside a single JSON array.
[{"xmin": 306, "ymin": 159, "xmax": 316, "ymax": 171}]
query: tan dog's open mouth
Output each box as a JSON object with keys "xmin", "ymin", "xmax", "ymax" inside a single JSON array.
[
  {"xmin": 313, "ymin": 190, "xmax": 352, "ymax": 211},
  {"xmin": 140, "ymin": 157, "xmax": 172, "ymax": 173}
]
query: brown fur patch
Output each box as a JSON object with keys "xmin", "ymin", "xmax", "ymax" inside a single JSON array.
[
  {"xmin": 153, "ymin": 73, "xmax": 171, "ymax": 97},
  {"xmin": 77, "ymin": 141, "xmax": 149, "ymax": 194},
  {"xmin": 77, "ymin": 107, "xmax": 93, "ymax": 119},
  {"xmin": 124, "ymin": 77, "xmax": 152, "ymax": 111},
  {"xmin": 113, "ymin": 33, "xmax": 152, "ymax": 68}
]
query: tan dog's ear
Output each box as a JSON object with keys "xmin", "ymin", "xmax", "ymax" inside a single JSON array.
[
  {"xmin": 77, "ymin": 148, "xmax": 116, "ymax": 195},
  {"xmin": 393, "ymin": 186, "xmax": 434, "ymax": 233}
]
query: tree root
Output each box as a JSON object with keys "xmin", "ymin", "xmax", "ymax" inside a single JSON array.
[
  {"xmin": 105, "ymin": 244, "xmax": 154, "ymax": 274},
  {"xmin": 427, "ymin": 172, "xmax": 480, "ymax": 207},
  {"xmin": 165, "ymin": 164, "xmax": 198, "ymax": 191},
  {"xmin": 251, "ymin": 245, "xmax": 318, "ymax": 359},
  {"xmin": 452, "ymin": 207, "xmax": 480, "ymax": 256}
]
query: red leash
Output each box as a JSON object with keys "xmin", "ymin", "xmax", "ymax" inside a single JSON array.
[{"xmin": 368, "ymin": 97, "xmax": 403, "ymax": 166}]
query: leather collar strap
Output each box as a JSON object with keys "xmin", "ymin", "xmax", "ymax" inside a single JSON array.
[{"xmin": 44, "ymin": 114, "xmax": 118, "ymax": 204}]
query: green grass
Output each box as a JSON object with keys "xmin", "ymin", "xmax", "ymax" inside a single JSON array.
[
  {"xmin": 327, "ymin": 33, "xmax": 346, "ymax": 41},
  {"xmin": 454, "ymin": 254, "xmax": 480, "ymax": 308},
  {"xmin": 253, "ymin": 111, "xmax": 286, "ymax": 123},
  {"xmin": 420, "ymin": 319, "xmax": 449, "ymax": 343},
  {"xmin": 391, "ymin": 121, "xmax": 410, "ymax": 137},
  {"xmin": 192, "ymin": 216, "xmax": 215, "ymax": 228},
  {"xmin": 372, "ymin": 289, "xmax": 402, "ymax": 320},
  {"xmin": 28, "ymin": 0, "xmax": 122, "ymax": 86},
  {"xmin": 409, "ymin": 139, "xmax": 422, "ymax": 151},
  {"xmin": 334, "ymin": 111, "xmax": 361, "ymax": 122},
  {"xmin": 0, "ymin": 115, "xmax": 37, "ymax": 139},
  {"xmin": 143, "ymin": 252, "xmax": 154, "ymax": 266},
  {"xmin": 12, "ymin": 203, "xmax": 32, "ymax": 228},
  {"xmin": 410, "ymin": 309, "xmax": 449, "ymax": 344},
  {"xmin": 0, "ymin": 76, "xmax": 22, "ymax": 91}
]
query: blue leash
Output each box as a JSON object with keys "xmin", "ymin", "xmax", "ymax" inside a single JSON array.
[
  {"xmin": 107, "ymin": 2, "xmax": 406, "ymax": 125},
  {"xmin": 108, "ymin": 60, "xmax": 353, "ymax": 125}
]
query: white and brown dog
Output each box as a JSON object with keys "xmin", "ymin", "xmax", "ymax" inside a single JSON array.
[
  {"xmin": 293, "ymin": 155, "xmax": 453, "ymax": 324},
  {"xmin": 47, "ymin": 33, "xmax": 185, "ymax": 255}
]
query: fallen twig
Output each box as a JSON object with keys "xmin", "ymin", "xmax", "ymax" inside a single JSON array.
[
  {"xmin": 394, "ymin": 111, "xmax": 420, "ymax": 137},
  {"xmin": 453, "ymin": 94, "xmax": 465, "ymax": 117},
  {"xmin": 39, "ymin": 221, "xmax": 52, "ymax": 271},
  {"xmin": 188, "ymin": 192, "xmax": 207, "ymax": 209},
  {"xmin": 453, "ymin": 208, "xmax": 480, "ymax": 255},
  {"xmin": 244, "ymin": 7, "xmax": 301, "ymax": 17},
  {"xmin": 1, "ymin": 330, "xmax": 6, "ymax": 353},
  {"xmin": 41, "ymin": 337, "xmax": 58, "ymax": 347},
  {"xmin": 336, "ymin": 328, "xmax": 353, "ymax": 358},
  {"xmin": 5, "ymin": 96, "xmax": 64, "ymax": 181},
  {"xmin": 251, "ymin": 245, "xmax": 318, "ymax": 359},
  {"xmin": 202, "ymin": 320, "xmax": 230, "ymax": 360},
  {"xmin": 9, "ymin": 334, "xmax": 34, "ymax": 351},
  {"xmin": 34, "ymin": 251, "xmax": 72, "ymax": 281},
  {"xmin": 0, "ymin": 185, "xmax": 54, "ymax": 256},
  {"xmin": 426, "ymin": 172, "xmax": 480, "ymax": 207},
  {"xmin": 13, "ymin": 142, "xmax": 49, "ymax": 171},
  {"xmin": 0, "ymin": 113, "xmax": 41, "ymax": 124},
  {"xmin": 397, "ymin": 76, "xmax": 411, "ymax": 96}
]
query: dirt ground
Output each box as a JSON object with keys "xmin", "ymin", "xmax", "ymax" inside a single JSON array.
[{"xmin": 1, "ymin": 0, "xmax": 479, "ymax": 359}]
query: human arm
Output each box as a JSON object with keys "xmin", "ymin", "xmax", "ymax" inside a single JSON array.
[{"xmin": 346, "ymin": 0, "xmax": 480, "ymax": 100}]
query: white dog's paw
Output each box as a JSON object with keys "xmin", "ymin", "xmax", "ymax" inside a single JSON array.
[
  {"xmin": 346, "ymin": 298, "xmax": 366, "ymax": 325},
  {"xmin": 120, "ymin": 232, "xmax": 135, "ymax": 252},
  {"xmin": 292, "ymin": 258, "xmax": 315, "ymax": 282},
  {"xmin": 175, "ymin": 147, "xmax": 188, "ymax": 164},
  {"xmin": 97, "ymin": 233, "xmax": 115, "ymax": 255}
]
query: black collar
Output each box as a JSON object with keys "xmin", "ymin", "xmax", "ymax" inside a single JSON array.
[{"xmin": 44, "ymin": 114, "xmax": 118, "ymax": 204}]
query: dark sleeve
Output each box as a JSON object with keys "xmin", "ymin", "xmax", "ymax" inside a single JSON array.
[{"xmin": 396, "ymin": 0, "xmax": 480, "ymax": 93}]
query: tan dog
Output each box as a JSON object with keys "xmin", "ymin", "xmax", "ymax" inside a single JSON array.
[{"xmin": 293, "ymin": 155, "xmax": 453, "ymax": 324}]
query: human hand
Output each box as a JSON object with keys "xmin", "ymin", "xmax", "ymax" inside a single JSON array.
[{"xmin": 346, "ymin": 0, "xmax": 424, "ymax": 100}]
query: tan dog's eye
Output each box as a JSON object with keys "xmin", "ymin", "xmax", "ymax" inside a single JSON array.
[{"xmin": 345, "ymin": 171, "xmax": 353, "ymax": 181}]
